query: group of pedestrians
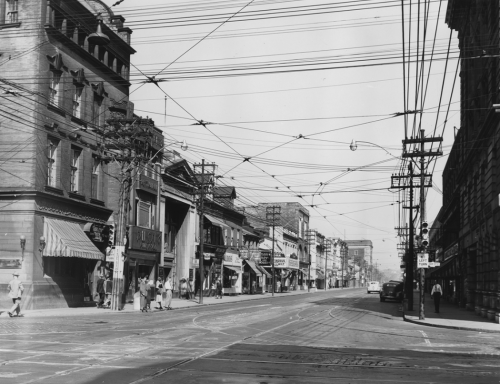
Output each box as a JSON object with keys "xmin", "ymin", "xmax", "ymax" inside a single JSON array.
[{"xmin": 139, "ymin": 276, "xmax": 173, "ymax": 312}]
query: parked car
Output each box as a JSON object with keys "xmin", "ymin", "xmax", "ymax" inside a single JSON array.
[
  {"xmin": 379, "ymin": 281, "xmax": 404, "ymax": 302},
  {"xmin": 367, "ymin": 281, "xmax": 380, "ymax": 294}
]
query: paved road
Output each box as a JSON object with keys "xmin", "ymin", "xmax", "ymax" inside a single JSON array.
[{"xmin": 0, "ymin": 288, "xmax": 499, "ymax": 383}]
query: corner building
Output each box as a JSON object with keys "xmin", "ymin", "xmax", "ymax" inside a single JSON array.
[
  {"xmin": 434, "ymin": 0, "xmax": 500, "ymax": 321},
  {"xmin": 0, "ymin": 0, "xmax": 135, "ymax": 309}
]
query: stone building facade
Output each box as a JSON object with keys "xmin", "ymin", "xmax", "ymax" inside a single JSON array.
[
  {"xmin": 0, "ymin": 0, "xmax": 136, "ymax": 309},
  {"xmin": 434, "ymin": 0, "xmax": 500, "ymax": 320}
]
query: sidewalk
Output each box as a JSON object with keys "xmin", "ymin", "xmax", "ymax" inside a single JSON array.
[
  {"xmin": 403, "ymin": 290, "xmax": 500, "ymax": 333},
  {"xmin": 0, "ymin": 287, "xmax": 344, "ymax": 318}
]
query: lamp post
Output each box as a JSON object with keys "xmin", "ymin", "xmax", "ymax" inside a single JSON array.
[
  {"xmin": 39, "ymin": 236, "xmax": 46, "ymax": 273},
  {"xmin": 20, "ymin": 235, "xmax": 26, "ymax": 262}
]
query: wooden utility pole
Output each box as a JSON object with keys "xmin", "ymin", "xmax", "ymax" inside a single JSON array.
[
  {"xmin": 402, "ymin": 130, "xmax": 442, "ymax": 318},
  {"xmin": 305, "ymin": 229, "xmax": 316, "ymax": 293},
  {"xmin": 193, "ymin": 160, "xmax": 216, "ymax": 305},
  {"xmin": 266, "ymin": 206, "xmax": 281, "ymax": 296}
]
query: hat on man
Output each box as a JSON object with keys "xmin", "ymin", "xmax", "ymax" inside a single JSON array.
[{"xmin": 12, "ymin": 272, "xmax": 20, "ymax": 276}]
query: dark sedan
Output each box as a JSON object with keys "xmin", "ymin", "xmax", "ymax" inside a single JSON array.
[{"xmin": 379, "ymin": 281, "xmax": 404, "ymax": 302}]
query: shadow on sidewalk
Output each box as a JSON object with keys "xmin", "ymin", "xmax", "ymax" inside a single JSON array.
[{"xmin": 406, "ymin": 291, "xmax": 493, "ymax": 323}]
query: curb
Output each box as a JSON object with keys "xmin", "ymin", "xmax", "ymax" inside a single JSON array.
[
  {"xmin": 4, "ymin": 288, "xmax": 357, "ymax": 318},
  {"xmin": 403, "ymin": 312, "xmax": 500, "ymax": 334}
]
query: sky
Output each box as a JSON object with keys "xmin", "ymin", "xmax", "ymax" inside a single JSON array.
[{"xmin": 101, "ymin": 0, "xmax": 460, "ymax": 271}]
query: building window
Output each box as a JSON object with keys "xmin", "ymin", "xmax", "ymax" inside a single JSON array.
[
  {"xmin": 91, "ymin": 156, "xmax": 100, "ymax": 199},
  {"xmin": 47, "ymin": 138, "xmax": 59, "ymax": 187},
  {"xmin": 354, "ymin": 250, "xmax": 358, "ymax": 256},
  {"xmin": 49, "ymin": 70, "xmax": 62, "ymax": 106},
  {"xmin": 72, "ymin": 85, "xmax": 83, "ymax": 118},
  {"xmin": 137, "ymin": 200, "xmax": 151, "ymax": 228},
  {"xmin": 92, "ymin": 94, "xmax": 103, "ymax": 128},
  {"xmin": 70, "ymin": 147, "xmax": 81, "ymax": 193},
  {"xmin": 224, "ymin": 228, "xmax": 228, "ymax": 246},
  {"xmin": 6, "ymin": 0, "xmax": 18, "ymax": 23}
]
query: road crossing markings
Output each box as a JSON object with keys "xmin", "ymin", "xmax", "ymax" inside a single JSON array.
[{"xmin": 419, "ymin": 330, "xmax": 431, "ymax": 346}]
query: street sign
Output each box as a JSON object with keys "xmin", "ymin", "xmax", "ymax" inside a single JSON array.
[{"xmin": 417, "ymin": 253, "xmax": 429, "ymax": 268}]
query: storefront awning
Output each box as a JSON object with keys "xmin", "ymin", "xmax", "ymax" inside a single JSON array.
[
  {"xmin": 430, "ymin": 254, "xmax": 458, "ymax": 278},
  {"xmin": 224, "ymin": 265, "xmax": 241, "ymax": 273},
  {"xmin": 256, "ymin": 264, "xmax": 271, "ymax": 278},
  {"xmin": 316, "ymin": 270, "xmax": 325, "ymax": 279},
  {"xmin": 204, "ymin": 214, "xmax": 226, "ymax": 228},
  {"xmin": 44, "ymin": 218, "xmax": 104, "ymax": 260},
  {"xmin": 245, "ymin": 260, "xmax": 262, "ymax": 276},
  {"xmin": 300, "ymin": 268, "xmax": 310, "ymax": 276}
]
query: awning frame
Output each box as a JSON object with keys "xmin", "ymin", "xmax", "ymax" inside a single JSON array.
[
  {"xmin": 244, "ymin": 260, "xmax": 262, "ymax": 276},
  {"xmin": 44, "ymin": 218, "xmax": 104, "ymax": 260}
]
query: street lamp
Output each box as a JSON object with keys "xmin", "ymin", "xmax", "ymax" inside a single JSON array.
[
  {"xmin": 349, "ymin": 140, "xmax": 400, "ymax": 159},
  {"xmin": 20, "ymin": 235, "xmax": 26, "ymax": 262}
]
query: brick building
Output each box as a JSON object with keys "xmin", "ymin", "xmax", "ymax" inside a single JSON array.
[
  {"xmin": 429, "ymin": 0, "xmax": 500, "ymax": 321},
  {"xmin": 246, "ymin": 202, "xmax": 311, "ymax": 290},
  {"xmin": 345, "ymin": 240, "xmax": 372, "ymax": 287},
  {"xmin": 0, "ymin": 0, "xmax": 137, "ymax": 309}
]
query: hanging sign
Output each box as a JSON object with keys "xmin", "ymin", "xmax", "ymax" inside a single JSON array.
[{"xmin": 417, "ymin": 253, "xmax": 429, "ymax": 269}]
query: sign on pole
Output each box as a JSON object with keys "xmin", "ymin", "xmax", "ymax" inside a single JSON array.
[{"xmin": 417, "ymin": 253, "xmax": 429, "ymax": 269}]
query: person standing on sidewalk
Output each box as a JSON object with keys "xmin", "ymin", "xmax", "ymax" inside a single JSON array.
[
  {"xmin": 431, "ymin": 281, "xmax": 443, "ymax": 313},
  {"xmin": 216, "ymin": 277, "xmax": 223, "ymax": 299},
  {"xmin": 139, "ymin": 276, "xmax": 148, "ymax": 312},
  {"xmin": 165, "ymin": 277, "xmax": 173, "ymax": 310},
  {"xmin": 155, "ymin": 277, "xmax": 164, "ymax": 310},
  {"xmin": 96, "ymin": 274, "xmax": 105, "ymax": 308},
  {"xmin": 7, "ymin": 272, "xmax": 24, "ymax": 317}
]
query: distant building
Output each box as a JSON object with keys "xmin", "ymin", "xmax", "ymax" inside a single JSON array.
[{"xmin": 345, "ymin": 240, "xmax": 373, "ymax": 287}]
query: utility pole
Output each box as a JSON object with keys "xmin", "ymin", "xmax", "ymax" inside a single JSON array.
[
  {"xmin": 193, "ymin": 160, "xmax": 216, "ymax": 305},
  {"xmin": 266, "ymin": 206, "xmax": 281, "ymax": 296},
  {"xmin": 104, "ymin": 118, "xmax": 161, "ymax": 311},
  {"xmin": 305, "ymin": 229, "xmax": 316, "ymax": 293},
  {"xmin": 324, "ymin": 239, "xmax": 328, "ymax": 291},
  {"xmin": 402, "ymin": 130, "xmax": 442, "ymax": 318}
]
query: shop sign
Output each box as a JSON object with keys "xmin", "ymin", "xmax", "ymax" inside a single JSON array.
[
  {"xmin": 274, "ymin": 257, "xmax": 287, "ymax": 268},
  {"xmin": 239, "ymin": 249, "xmax": 249, "ymax": 260},
  {"xmin": 444, "ymin": 243, "xmax": 458, "ymax": 260},
  {"xmin": 215, "ymin": 247, "xmax": 226, "ymax": 259},
  {"xmin": 0, "ymin": 259, "xmax": 21, "ymax": 269},
  {"xmin": 137, "ymin": 174, "xmax": 158, "ymax": 195},
  {"xmin": 260, "ymin": 251, "xmax": 271, "ymax": 265},
  {"xmin": 84, "ymin": 222, "xmax": 109, "ymax": 243},
  {"xmin": 288, "ymin": 258, "xmax": 299, "ymax": 269},
  {"xmin": 249, "ymin": 250, "xmax": 261, "ymax": 261},
  {"xmin": 129, "ymin": 226, "xmax": 162, "ymax": 252}
]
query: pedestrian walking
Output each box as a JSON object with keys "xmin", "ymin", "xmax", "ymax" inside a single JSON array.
[
  {"xmin": 165, "ymin": 277, "xmax": 173, "ymax": 310},
  {"xmin": 431, "ymin": 281, "xmax": 443, "ymax": 313},
  {"xmin": 216, "ymin": 277, "xmax": 222, "ymax": 299},
  {"xmin": 139, "ymin": 276, "xmax": 148, "ymax": 312},
  {"xmin": 96, "ymin": 274, "xmax": 105, "ymax": 308},
  {"xmin": 155, "ymin": 277, "xmax": 164, "ymax": 310},
  {"xmin": 103, "ymin": 275, "xmax": 112, "ymax": 309},
  {"xmin": 7, "ymin": 272, "xmax": 24, "ymax": 317}
]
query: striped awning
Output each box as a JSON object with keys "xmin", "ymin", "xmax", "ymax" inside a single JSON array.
[
  {"xmin": 255, "ymin": 263, "xmax": 271, "ymax": 278},
  {"xmin": 44, "ymin": 218, "xmax": 104, "ymax": 260},
  {"xmin": 245, "ymin": 259, "xmax": 262, "ymax": 276}
]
